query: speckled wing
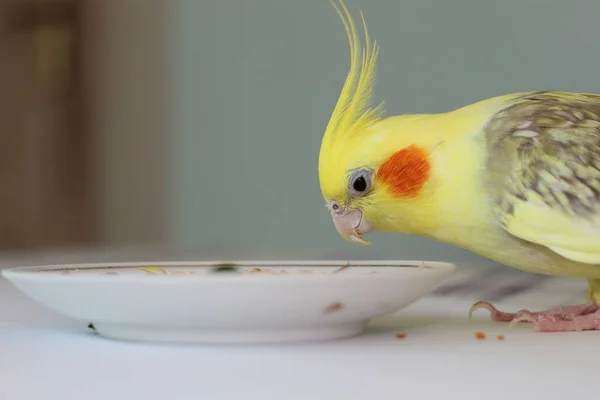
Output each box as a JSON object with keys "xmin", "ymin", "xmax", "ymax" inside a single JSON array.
[{"xmin": 484, "ymin": 91, "xmax": 600, "ymax": 264}]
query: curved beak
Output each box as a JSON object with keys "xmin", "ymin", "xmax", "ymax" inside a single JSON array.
[{"xmin": 331, "ymin": 208, "xmax": 373, "ymax": 246}]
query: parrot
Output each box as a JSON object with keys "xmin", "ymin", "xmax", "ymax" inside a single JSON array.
[{"xmin": 318, "ymin": 0, "xmax": 600, "ymax": 332}]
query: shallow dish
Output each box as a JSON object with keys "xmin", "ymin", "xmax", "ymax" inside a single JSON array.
[{"xmin": 2, "ymin": 260, "xmax": 455, "ymax": 344}]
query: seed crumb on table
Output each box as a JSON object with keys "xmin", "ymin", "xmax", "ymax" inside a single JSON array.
[
  {"xmin": 475, "ymin": 331, "xmax": 486, "ymax": 340},
  {"xmin": 395, "ymin": 332, "xmax": 406, "ymax": 339}
]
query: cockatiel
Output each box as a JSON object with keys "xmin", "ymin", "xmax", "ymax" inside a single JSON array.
[{"xmin": 319, "ymin": 0, "xmax": 600, "ymax": 332}]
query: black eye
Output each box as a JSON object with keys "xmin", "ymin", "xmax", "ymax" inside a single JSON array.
[
  {"xmin": 352, "ymin": 176, "xmax": 367, "ymax": 192},
  {"xmin": 348, "ymin": 169, "xmax": 373, "ymax": 197}
]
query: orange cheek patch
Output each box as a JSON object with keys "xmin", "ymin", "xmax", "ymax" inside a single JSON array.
[{"xmin": 376, "ymin": 145, "xmax": 431, "ymax": 198}]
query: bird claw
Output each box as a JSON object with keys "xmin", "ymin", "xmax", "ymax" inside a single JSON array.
[
  {"xmin": 508, "ymin": 310, "xmax": 534, "ymax": 328},
  {"xmin": 467, "ymin": 301, "xmax": 488, "ymax": 318},
  {"xmin": 468, "ymin": 301, "xmax": 517, "ymax": 322},
  {"xmin": 469, "ymin": 300, "xmax": 600, "ymax": 332}
]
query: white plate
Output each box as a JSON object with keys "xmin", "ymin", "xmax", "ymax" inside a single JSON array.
[{"xmin": 2, "ymin": 260, "xmax": 455, "ymax": 344}]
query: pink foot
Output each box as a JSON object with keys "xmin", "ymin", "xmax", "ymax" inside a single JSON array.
[
  {"xmin": 512, "ymin": 309, "xmax": 600, "ymax": 332},
  {"xmin": 469, "ymin": 301, "xmax": 600, "ymax": 331}
]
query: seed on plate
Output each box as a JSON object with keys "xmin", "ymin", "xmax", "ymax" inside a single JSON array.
[
  {"xmin": 139, "ymin": 266, "xmax": 167, "ymax": 275},
  {"xmin": 212, "ymin": 264, "xmax": 239, "ymax": 273},
  {"xmin": 475, "ymin": 331, "xmax": 486, "ymax": 340},
  {"xmin": 245, "ymin": 268, "xmax": 278, "ymax": 274},
  {"xmin": 395, "ymin": 332, "xmax": 406, "ymax": 339},
  {"xmin": 334, "ymin": 263, "xmax": 351, "ymax": 273},
  {"xmin": 323, "ymin": 302, "xmax": 344, "ymax": 314},
  {"xmin": 496, "ymin": 334, "xmax": 505, "ymax": 340}
]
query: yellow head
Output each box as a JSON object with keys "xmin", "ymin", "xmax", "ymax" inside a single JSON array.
[{"xmin": 319, "ymin": 0, "xmax": 441, "ymax": 245}]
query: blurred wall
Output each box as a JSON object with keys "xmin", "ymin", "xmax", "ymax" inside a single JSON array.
[
  {"xmin": 167, "ymin": 0, "xmax": 600, "ymax": 263},
  {"xmin": 85, "ymin": 0, "xmax": 168, "ymax": 246}
]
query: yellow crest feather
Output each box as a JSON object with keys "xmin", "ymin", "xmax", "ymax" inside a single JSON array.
[{"xmin": 321, "ymin": 0, "xmax": 384, "ymax": 150}]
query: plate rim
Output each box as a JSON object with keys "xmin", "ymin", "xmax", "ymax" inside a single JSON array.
[{"xmin": 1, "ymin": 259, "xmax": 456, "ymax": 284}]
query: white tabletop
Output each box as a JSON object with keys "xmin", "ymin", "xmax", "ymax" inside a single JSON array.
[{"xmin": 0, "ymin": 270, "xmax": 596, "ymax": 400}]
